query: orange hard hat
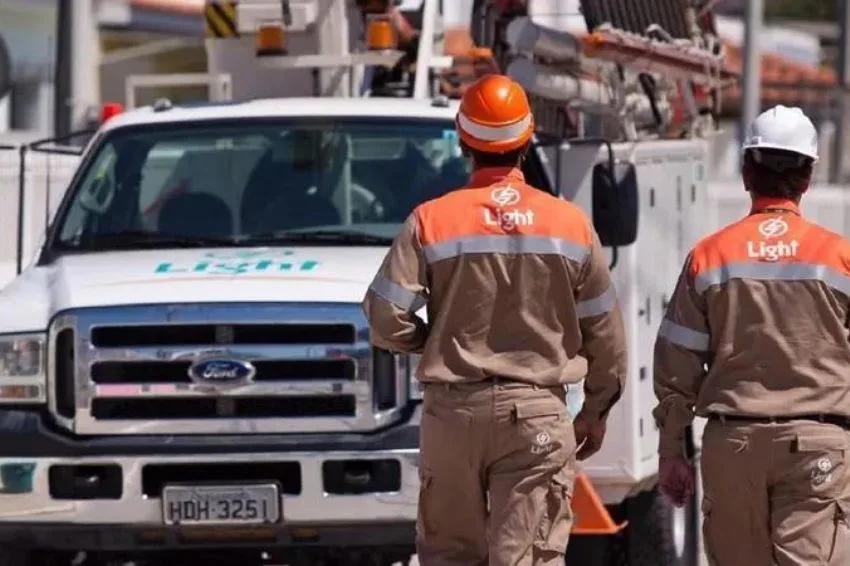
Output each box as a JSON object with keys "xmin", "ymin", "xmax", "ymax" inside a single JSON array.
[{"xmin": 455, "ymin": 74, "xmax": 534, "ymax": 153}]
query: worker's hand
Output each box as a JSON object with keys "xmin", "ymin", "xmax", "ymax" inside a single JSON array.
[
  {"xmin": 659, "ymin": 456, "xmax": 695, "ymax": 508},
  {"xmin": 573, "ymin": 412, "xmax": 606, "ymax": 461}
]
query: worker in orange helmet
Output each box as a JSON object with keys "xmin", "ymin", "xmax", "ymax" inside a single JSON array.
[{"xmin": 362, "ymin": 74, "xmax": 628, "ymax": 565}]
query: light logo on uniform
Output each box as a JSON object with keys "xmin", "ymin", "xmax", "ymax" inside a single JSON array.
[
  {"xmin": 490, "ymin": 186, "xmax": 521, "ymax": 206},
  {"xmin": 531, "ymin": 431, "xmax": 554, "ymax": 455},
  {"xmin": 484, "ymin": 185, "xmax": 535, "ymax": 230},
  {"xmin": 811, "ymin": 456, "xmax": 833, "ymax": 486},
  {"xmin": 747, "ymin": 216, "xmax": 799, "ymax": 262},
  {"xmin": 758, "ymin": 217, "xmax": 789, "ymax": 238}
]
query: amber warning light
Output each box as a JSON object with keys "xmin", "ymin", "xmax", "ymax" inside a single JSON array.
[
  {"xmin": 256, "ymin": 21, "xmax": 286, "ymax": 56},
  {"xmin": 365, "ymin": 14, "xmax": 396, "ymax": 51}
]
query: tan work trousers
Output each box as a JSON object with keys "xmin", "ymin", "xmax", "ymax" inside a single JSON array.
[
  {"xmin": 416, "ymin": 380, "xmax": 576, "ymax": 566},
  {"xmin": 701, "ymin": 418, "xmax": 850, "ymax": 566}
]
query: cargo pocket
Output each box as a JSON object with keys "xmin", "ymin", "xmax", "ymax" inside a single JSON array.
[
  {"xmin": 514, "ymin": 399, "xmax": 569, "ymax": 454},
  {"xmin": 826, "ymin": 499, "xmax": 850, "ymax": 564},
  {"xmin": 534, "ymin": 468, "xmax": 575, "ymax": 555},
  {"xmin": 793, "ymin": 432, "xmax": 847, "ymax": 499}
]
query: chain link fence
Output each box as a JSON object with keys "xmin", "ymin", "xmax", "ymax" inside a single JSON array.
[{"xmin": 0, "ymin": 138, "xmax": 82, "ymax": 288}]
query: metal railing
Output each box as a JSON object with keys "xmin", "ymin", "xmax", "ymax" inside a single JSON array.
[{"xmin": 0, "ymin": 133, "xmax": 87, "ymax": 283}]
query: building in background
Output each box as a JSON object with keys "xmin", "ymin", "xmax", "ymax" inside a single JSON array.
[
  {"xmin": 0, "ymin": 0, "xmax": 59, "ymax": 134},
  {"xmin": 0, "ymin": 0, "xmax": 207, "ymax": 135},
  {"xmin": 0, "ymin": 0, "xmax": 844, "ymax": 182},
  {"xmin": 99, "ymin": 0, "xmax": 206, "ymax": 109}
]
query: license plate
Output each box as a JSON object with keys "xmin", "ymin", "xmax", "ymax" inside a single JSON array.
[{"xmin": 162, "ymin": 483, "xmax": 281, "ymax": 526}]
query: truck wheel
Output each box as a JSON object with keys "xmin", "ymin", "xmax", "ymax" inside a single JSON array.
[{"xmin": 625, "ymin": 487, "xmax": 698, "ymax": 566}]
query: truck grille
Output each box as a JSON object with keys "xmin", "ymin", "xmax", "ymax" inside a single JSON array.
[{"xmin": 47, "ymin": 303, "xmax": 406, "ymax": 435}]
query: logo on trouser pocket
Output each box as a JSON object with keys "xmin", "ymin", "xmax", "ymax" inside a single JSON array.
[
  {"xmin": 532, "ymin": 431, "xmax": 553, "ymax": 454},
  {"xmin": 812, "ymin": 457, "xmax": 833, "ymax": 487}
]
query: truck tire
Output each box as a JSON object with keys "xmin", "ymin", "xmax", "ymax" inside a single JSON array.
[{"xmin": 624, "ymin": 487, "xmax": 698, "ymax": 566}]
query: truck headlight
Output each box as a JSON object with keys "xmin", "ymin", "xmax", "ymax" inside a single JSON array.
[
  {"xmin": 0, "ymin": 334, "xmax": 46, "ymax": 403},
  {"xmin": 407, "ymin": 353, "xmax": 423, "ymax": 400}
]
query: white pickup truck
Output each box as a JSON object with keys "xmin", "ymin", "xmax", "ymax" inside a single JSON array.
[
  {"xmin": 0, "ymin": 95, "xmax": 552, "ymax": 566},
  {"xmin": 0, "ymin": 92, "xmax": 715, "ymax": 566}
]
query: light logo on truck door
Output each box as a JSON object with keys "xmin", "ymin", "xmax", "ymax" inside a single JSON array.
[{"xmin": 154, "ymin": 249, "xmax": 320, "ymax": 274}]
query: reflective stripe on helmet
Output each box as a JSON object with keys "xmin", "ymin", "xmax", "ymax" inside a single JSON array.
[{"xmin": 457, "ymin": 112, "xmax": 532, "ymax": 143}]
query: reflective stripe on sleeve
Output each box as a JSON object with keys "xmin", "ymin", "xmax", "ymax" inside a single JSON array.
[
  {"xmin": 423, "ymin": 235, "xmax": 589, "ymax": 264},
  {"xmin": 456, "ymin": 112, "xmax": 533, "ymax": 142},
  {"xmin": 576, "ymin": 285, "xmax": 617, "ymax": 318},
  {"xmin": 694, "ymin": 262, "xmax": 850, "ymax": 296},
  {"xmin": 369, "ymin": 276, "xmax": 427, "ymax": 312},
  {"xmin": 658, "ymin": 319, "xmax": 710, "ymax": 352}
]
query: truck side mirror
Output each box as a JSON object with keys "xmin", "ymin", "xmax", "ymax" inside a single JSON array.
[{"xmin": 591, "ymin": 160, "xmax": 638, "ymax": 247}]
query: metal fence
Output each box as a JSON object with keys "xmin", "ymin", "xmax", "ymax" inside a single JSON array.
[{"xmin": 0, "ymin": 139, "xmax": 82, "ymax": 288}]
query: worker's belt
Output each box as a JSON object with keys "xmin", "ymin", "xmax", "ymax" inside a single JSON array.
[
  {"xmin": 709, "ymin": 413, "xmax": 850, "ymax": 429},
  {"xmin": 424, "ymin": 376, "xmax": 554, "ymax": 390},
  {"xmin": 487, "ymin": 376, "xmax": 531, "ymax": 385}
]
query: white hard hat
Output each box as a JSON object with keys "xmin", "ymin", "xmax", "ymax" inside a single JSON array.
[{"xmin": 741, "ymin": 105, "xmax": 819, "ymax": 162}]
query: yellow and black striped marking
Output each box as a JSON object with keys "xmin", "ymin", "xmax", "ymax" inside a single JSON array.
[{"xmin": 205, "ymin": 1, "xmax": 239, "ymax": 39}]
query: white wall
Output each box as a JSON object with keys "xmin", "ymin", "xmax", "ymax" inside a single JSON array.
[{"xmin": 709, "ymin": 181, "xmax": 850, "ymax": 238}]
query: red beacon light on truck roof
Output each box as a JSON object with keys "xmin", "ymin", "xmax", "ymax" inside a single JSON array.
[{"xmin": 100, "ymin": 102, "xmax": 124, "ymax": 124}]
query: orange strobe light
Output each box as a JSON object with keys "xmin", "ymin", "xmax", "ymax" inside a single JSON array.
[{"xmin": 256, "ymin": 21, "xmax": 286, "ymax": 56}]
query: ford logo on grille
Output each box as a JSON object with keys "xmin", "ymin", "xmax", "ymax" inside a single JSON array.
[{"xmin": 187, "ymin": 358, "xmax": 255, "ymax": 387}]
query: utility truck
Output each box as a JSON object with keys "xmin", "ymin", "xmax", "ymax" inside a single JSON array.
[{"xmin": 0, "ymin": 1, "xmax": 731, "ymax": 564}]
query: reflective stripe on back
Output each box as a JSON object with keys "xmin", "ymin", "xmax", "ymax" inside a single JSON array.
[
  {"xmin": 690, "ymin": 213, "xmax": 850, "ymax": 297},
  {"xmin": 414, "ymin": 178, "xmax": 593, "ymax": 264},
  {"xmin": 694, "ymin": 261, "xmax": 850, "ymax": 296},
  {"xmin": 423, "ymin": 234, "xmax": 588, "ymax": 264}
]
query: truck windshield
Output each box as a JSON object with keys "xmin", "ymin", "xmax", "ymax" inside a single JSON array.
[{"xmin": 51, "ymin": 118, "xmax": 479, "ymax": 251}]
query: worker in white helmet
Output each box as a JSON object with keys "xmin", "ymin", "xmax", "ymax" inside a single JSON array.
[{"xmin": 653, "ymin": 105, "xmax": 850, "ymax": 565}]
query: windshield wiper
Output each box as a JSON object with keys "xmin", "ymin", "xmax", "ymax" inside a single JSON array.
[
  {"xmin": 58, "ymin": 230, "xmax": 237, "ymax": 251},
  {"xmin": 237, "ymin": 229, "xmax": 394, "ymax": 246}
]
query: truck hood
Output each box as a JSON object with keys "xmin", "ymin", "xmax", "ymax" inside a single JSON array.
[{"xmin": 0, "ymin": 247, "xmax": 386, "ymax": 332}]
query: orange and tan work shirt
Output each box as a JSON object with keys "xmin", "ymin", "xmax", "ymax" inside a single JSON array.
[
  {"xmin": 653, "ymin": 196, "xmax": 850, "ymax": 457},
  {"xmin": 362, "ymin": 167, "xmax": 628, "ymax": 421}
]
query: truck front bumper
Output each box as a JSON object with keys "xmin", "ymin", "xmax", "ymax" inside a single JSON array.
[{"xmin": 0, "ymin": 406, "xmax": 421, "ymax": 551}]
